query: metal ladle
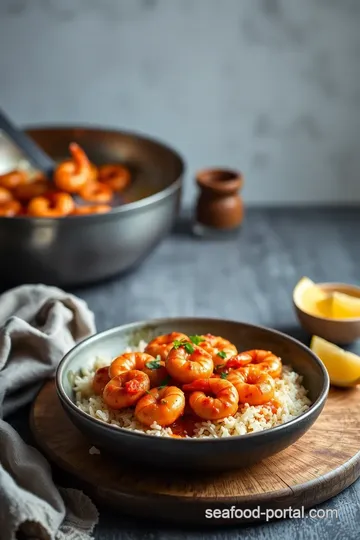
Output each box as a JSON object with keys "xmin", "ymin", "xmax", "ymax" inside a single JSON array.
[{"xmin": 0, "ymin": 109, "xmax": 55, "ymax": 178}]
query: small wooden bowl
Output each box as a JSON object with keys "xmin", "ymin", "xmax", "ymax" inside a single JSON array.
[{"xmin": 293, "ymin": 282, "xmax": 360, "ymax": 344}]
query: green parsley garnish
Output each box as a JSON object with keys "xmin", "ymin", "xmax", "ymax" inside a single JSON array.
[
  {"xmin": 189, "ymin": 335, "xmax": 205, "ymax": 345},
  {"xmin": 183, "ymin": 342, "xmax": 195, "ymax": 354},
  {"xmin": 173, "ymin": 340, "xmax": 194, "ymax": 354},
  {"xmin": 145, "ymin": 357, "xmax": 161, "ymax": 370},
  {"xmin": 217, "ymin": 351, "xmax": 227, "ymax": 359},
  {"xmin": 158, "ymin": 375, "xmax": 171, "ymax": 389},
  {"xmin": 220, "ymin": 372, "xmax": 228, "ymax": 380}
]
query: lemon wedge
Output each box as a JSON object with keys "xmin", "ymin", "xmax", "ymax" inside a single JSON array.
[
  {"xmin": 310, "ymin": 335, "xmax": 360, "ymax": 387},
  {"xmin": 332, "ymin": 292, "xmax": 360, "ymax": 319},
  {"xmin": 293, "ymin": 277, "xmax": 332, "ymax": 318}
]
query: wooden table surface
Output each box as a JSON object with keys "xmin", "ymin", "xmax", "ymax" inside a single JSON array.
[{"xmin": 9, "ymin": 208, "xmax": 360, "ymax": 539}]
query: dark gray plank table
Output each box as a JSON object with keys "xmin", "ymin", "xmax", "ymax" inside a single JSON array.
[{"xmin": 8, "ymin": 208, "xmax": 360, "ymax": 539}]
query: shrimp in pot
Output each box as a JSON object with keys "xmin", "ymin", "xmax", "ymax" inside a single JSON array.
[
  {"xmin": 92, "ymin": 366, "xmax": 111, "ymax": 395},
  {"xmin": 145, "ymin": 332, "xmax": 189, "ymax": 362},
  {"xmin": 14, "ymin": 180, "xmax": 51, "ymax": 202},
  {"xmin": 89, "ymin": 163, "xmax": 98, "ymax": 182},
  {"xmin": 135, "ymin": 386, "xmax": 185, "ymax": 427},
  {"xmin": 27, "ymin": 193, "xmax": 75, "ymax": 217},
  {"xmin": 0, "ymin": 200, "xmax": 22, "ymax": 217},
  {"xmin": 198, "ymin": 333, "xmax": 238, "ymax": 368},
  {"xmin": 183, "ymin": 378, "xmax": 239, "ymax": 420},
  {"xmin": 166, "ymin": 341, "xmax": 214, "ymax": 384},
  {"xmin": 226, "ymin": 366, "xmax": 275, "ymax": 406},
  {"xmin": 0, "ymin": 187, "xmax": 14, "ymax": 204},
  {"xmin": 54, "ymin": 142, "xmax": 93, "ymax": 193},
  {"xmin": 98, "ymin": 164, "xmax": 131, "ymax": 192},
  {"xmin": 72, "ymin": 204, "xmax": 112, "ymax": 215},
  {"xmin": 79, "ymin": 181, "xmax": 113, "ymax": 203},
  {"xmin": 103, "ymin": 370, "xmax": 150, "ymax": 409},
  {"xmin": 0, "ymin": 170, "xmax": 27, "ymax": 190},
  {"xmin": 241, "ymin": 349, "xmax": 282, "ymax": 379},
  {"xmin": 109, "ymin": 352, "xmax": 167, "ymax": 388}
]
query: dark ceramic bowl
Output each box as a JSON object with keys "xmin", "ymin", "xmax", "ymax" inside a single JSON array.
[{"xmin": 56, "ymin": 318, "xmax": 329, "ymax": 472}]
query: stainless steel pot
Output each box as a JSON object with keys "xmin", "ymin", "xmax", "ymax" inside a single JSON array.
[{"xmin": 0, "ymin": 127, "xmax": 184, "ymax": 287}]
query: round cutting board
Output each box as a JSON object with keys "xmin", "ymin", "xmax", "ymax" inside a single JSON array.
[{"xmin": 31, "ymin": 381, "xmax": 360, "ymax": 525}]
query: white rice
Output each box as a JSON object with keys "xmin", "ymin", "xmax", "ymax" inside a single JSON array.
[{"xmin": 71, "ymin": 340, "xmax": 311, "ymax": 439}]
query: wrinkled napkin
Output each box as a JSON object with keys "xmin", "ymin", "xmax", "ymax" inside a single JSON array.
[{"xmin": 0, "ymin": 284, "xmax": 99, "ymax": 540}]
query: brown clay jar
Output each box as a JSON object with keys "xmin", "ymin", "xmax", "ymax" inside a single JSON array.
[{"xmin": 195, "ymin": 168, "xmax": 244, "ymax": 231}]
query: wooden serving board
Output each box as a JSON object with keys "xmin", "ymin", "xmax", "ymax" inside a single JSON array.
[{"xmin": 31, "ymin": 381, "xmax": 360, "ymax": 525}]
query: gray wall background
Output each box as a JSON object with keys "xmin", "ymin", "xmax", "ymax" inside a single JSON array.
[{"xmin": 1, "ymin": 0, "xmax": 360, "ymax": 207}]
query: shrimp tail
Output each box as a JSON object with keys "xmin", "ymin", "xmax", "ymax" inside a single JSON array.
[
  {"xmin": 69, "ymin": 142, "xmax": 90, "ymax": 170},
  {"xmin": 226, "ymin": 353, "xmax": 252, "ymax": 369}
]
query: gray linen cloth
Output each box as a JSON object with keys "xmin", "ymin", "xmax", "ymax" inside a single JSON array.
[{"xmin": 0, "ymin": 285, "xmax": 99, "ymax": 540}]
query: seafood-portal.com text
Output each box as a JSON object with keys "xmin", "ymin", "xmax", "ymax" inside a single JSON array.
[{"xmin": 205, "ymin": 506, "xmax": 338, "ymax": 521}]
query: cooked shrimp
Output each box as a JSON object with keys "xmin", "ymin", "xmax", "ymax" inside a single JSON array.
[
  {"xmin": 241, "ymin": 349, "xmax": 282, "ymax": 379},
  {"xmin": 103, "ymin": 370, "xmax": 150, "ymax": 409},
  {"xmin": 0, "ymin": 200, "xmax": 22, "ymax": 217},
  {"xmin": 27, "ymin": 193, "xmax": 75, "ymax": 217},
  {"xmin": 31, "ymin": 172, "xmax": 48, "ymax": 182},
  {"xmin": 0, "ymin": 169, "xmax": 27, "ymax": 189},
  {"xmin": 79, "ymin": 181, "xmax": 113, "ymax": 203},
  {"xmin": 109, "ymin": 352, "xmax": 167, "ymax": 388},
  {"xmin": 54, "ymin": 142, "xmax": 93, "ymax": 193},
  {"xmin": 14, "ymin": 180, "xmax": 50, "ymax": 202},
  {"xmin": 72, "ymin": 204, "xmax": 112, "ymax": 215},
  {"xmin": 199, "ymin": 334, "xmax": 238, "ymax": 368},
  {"xmin": 219, "ymin": 352, "xmax": 253, "ymax": 371},
  {"xmin": 145, "ymin": 332, "xmax": 189, "ymax": 362},
  {"xmin": 166, "ymin": 342, "xmax": 214, "ymax": 384},
  {"xmin": 92, "ymin": 366, "xmax": 111, "ymax": 395},
  {"xmin": 183, "ymin": 378, "xmax": 239, "ymax": 420},
  {"xmin": 226, "ymin": 366, "xmax": 275, "ymax": 405},
  {"xmin": 98, "ymin": 164, "xmax": 131, "ymax": 192},
  {"xmin": 0, "ymin": 187, "xmax": 14, "ymax": 204},
  {"xmin": 89, "ymin": 163, "xmax": 98, "ymax": 182},
  {"xmin": 135, "ymin": 386, "xmax": 185, "ymax": 427}
]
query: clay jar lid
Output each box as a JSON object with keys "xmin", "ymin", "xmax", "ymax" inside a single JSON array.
[{"xmin": 195, "ymin": 168, "xmax": 244, "ymax": 230}]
